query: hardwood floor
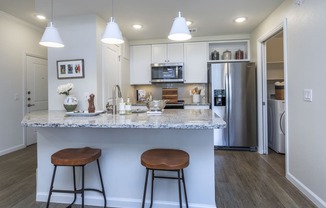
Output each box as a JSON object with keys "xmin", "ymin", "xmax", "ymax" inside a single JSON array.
[
  {"xmin": 215, "ymin": 149, "xmax": 315, "ymax": 208},
  {"xmin": 0, "ymin": 145, "xmax": 316, "ymax": 208}
]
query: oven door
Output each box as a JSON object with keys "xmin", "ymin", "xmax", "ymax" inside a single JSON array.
[
  {"xmin": 164, "ymin": 101, "xmax": 185, "ymax": 109},
  {"xmin": 151, "ymin": 63, "xmax": 184, "ymax": 83}
]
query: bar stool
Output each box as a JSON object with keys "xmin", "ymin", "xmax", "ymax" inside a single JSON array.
[
  {"xmin": 46, "ymin": 147, "xmax": 106, "ymax": 208},
  {"xmin": 141, "ymin": 148, "xmax": 189, "ymax": 208}
]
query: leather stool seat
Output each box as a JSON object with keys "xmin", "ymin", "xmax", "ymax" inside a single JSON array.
[
  {"xmin": 141, "ymin": 149, "xmax": 189, "ymax": 170},
  {"xmin": 51, "ymin": 147, "xmax": 101, "ymax": 166}
]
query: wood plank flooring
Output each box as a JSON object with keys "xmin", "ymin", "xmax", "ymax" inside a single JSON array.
[
  {"xmin": 0, "ymin": 145, "xmax": 316, "ymax": 208},
  {"xmin": 215, "ymin": 149, "xmax": 315, "ymax": 208}
]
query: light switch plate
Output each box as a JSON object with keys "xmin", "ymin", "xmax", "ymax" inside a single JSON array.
[{"xmin": 303, "ymin": 89, "xmax": 312, "ymax": 102}]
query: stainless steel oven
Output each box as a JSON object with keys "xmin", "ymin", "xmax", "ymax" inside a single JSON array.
[{"xmin": 164, "ymin": 100, "xmax": 185, "ymax": 109}]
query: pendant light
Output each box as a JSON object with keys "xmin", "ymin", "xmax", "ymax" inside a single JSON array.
[
  {"xmin": 168, "ymin": 11, "xmax": 192, "ymax": 41},
  {"xmin": 101, "ymin": 0, "xmax": 124, "ymax": 44},
  {"xmin": 39, "ymin": 0, "xmax": 64, "ymax": 48}
]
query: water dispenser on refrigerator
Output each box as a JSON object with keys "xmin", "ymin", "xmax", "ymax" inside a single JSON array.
[{"xmin": 214, "ymin": 89, "xmax": 226, "ymax": 106}]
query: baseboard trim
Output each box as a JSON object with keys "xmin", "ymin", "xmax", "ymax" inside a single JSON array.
[
  {"xmin": 0, "ymin": 144, "xmax": 26, "ymax": 156},
  {"xmin": 37, "ymin": 193, "xmax": 216, "ymax": 208},
  {"xmin": 287, "ymin": 172, "xmax": 326, "ymax": 208}
]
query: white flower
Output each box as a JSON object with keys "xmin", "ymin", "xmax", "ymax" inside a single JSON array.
[{"xmin": 57, "ymin": 83, "xmax": 74, "ymax": 95}]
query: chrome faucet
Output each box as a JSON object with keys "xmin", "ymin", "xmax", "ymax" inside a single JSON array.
[{"xmin": 112, "ymin": 84, "xmax": 122, "ymax": 114}]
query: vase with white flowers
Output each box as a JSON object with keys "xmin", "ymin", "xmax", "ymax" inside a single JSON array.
[{"xmin": 57, "ymin": 83, "xmax": 78, "ymax": 112}]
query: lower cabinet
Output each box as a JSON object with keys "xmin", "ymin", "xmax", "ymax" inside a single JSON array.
[{"xmin": 184, "ymin": 42, "xmax": 208, "ymax": 83}]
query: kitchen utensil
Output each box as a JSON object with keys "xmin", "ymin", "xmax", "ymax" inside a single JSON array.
[{"xmin": 222, "ymin": 50, "xmax": 232, "ymax": 60}]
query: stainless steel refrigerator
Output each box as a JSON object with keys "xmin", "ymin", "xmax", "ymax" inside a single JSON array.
[{"xmin": 208, "ymin": 62, "xmax": 257, "ymax": 150}]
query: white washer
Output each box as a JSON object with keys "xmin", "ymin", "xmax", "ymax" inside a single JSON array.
[{"xmin": 267, "ymin": 99, "xmax": 285, "ymax": 153}]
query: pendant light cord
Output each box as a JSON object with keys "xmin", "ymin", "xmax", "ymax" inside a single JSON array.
[
  {"xmin": 51, "ymin": 0, "xmax": 53, "ymax": 21},
  {"xmin": 111, "ymin": 0, "xmax": 114, "ymax": 18}
]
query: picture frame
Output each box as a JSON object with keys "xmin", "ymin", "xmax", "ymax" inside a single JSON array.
[{"xmin": 57, "ymin": 59, "xmax": 84, "ymax": 79}]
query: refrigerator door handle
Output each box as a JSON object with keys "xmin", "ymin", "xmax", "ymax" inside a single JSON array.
[{"xmin": 224, "ymin": 63, "xmax": 230, "ymax": 146}]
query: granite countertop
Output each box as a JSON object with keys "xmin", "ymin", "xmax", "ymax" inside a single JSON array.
[{"xmin": 21, "ymin": 109, "xmax": 226, "ymax": 129}]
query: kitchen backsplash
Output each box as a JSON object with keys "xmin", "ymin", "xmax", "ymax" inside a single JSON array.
[{"xmin": 133, "ymin": 83, "xmax": 207, "ymax": 104}]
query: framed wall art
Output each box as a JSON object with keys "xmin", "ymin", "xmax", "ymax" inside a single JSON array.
[{"xmin": 57, "ymin": 59, "xmax": 84, "ymax": 79}]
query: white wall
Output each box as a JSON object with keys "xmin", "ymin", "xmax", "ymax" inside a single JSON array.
[
  {"xmin": 48, "ymin": 14, "xmax": 102, "ymax": 111},
  {"xmin": 48, "ymin": 14, "xmax": 131, "ymax": 111},
  {"xmin": 0, "ymin": 11, "xmax": 47, "ymax": 155},
  {"xmin": 251, "ymin": 0, "xmax": 326, "ymax": 207}
]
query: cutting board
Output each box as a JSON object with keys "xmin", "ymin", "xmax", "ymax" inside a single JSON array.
[{"xmin": 162, "ymin": 88, "xmax": 178, "ymax": 103}]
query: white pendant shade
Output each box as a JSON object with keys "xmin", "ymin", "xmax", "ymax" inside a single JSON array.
[
  {"xmin": 101, "ymin": 17, "xmax": 124, "ymax": 44},
  {"xmin": 39, "ymin": 22, "xmax": 64, "ymax": 48},
  {"xmin": 168, "ymin": 11, "xmax": 192, "ymax": 41}
]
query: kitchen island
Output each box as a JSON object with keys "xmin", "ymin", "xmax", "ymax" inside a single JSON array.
[{"xmin": 22, "ymin": 109, "xmax": 226, "ymax": 208}]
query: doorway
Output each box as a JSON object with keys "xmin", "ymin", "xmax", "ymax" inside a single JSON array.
[
  {"xmin": 24, "ymin": 55, "xmax": 48, "ymax": 146},
  {"xmin": 266, "ymin": 32, "xmax": 286, "ymax": 154},
  {"xmin": 257, "ymin": 19, "xmax": 288, "ymax": 174}
]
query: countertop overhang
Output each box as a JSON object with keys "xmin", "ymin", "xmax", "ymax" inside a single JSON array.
[{"xmin": 21, "ymin": 109, "xmax": 226, "ymax": 129}]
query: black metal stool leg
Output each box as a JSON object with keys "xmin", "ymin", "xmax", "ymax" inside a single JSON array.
[
  {"xmin": 46, "ymin": 165, "xmax": 57, "ymax": 208},
  {"xmin": 181, "ymin": 169, "xmax": 189, "ymax": 208},
  {"xmin": 150, "ymin": 170, "xmax": 155, "ymax": 208},
  {"xmin": 142, "ymin": 168, "xmax": 149, "ymax": 208},
  {"xmin": 177, "ymin": 170, "xmax": 182, "ymax": 208},
  {"xmin": 81, "ymin": 165, "xmax": 85, "ymax": 208},
  {"xmin": 96, "ymin": 159, "xmax": 107, "ymax": 208}
]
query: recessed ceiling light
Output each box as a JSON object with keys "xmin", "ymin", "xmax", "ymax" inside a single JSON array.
[
  {"xmin": 234, "ymin": 17, "xmax": 247, "ymax": 23},
  {"xmin": 186, "ymin": 20, "xmax": 193, "ymax": 26},
  {"xmin": 36, "ymin": 14, "xmax": 46, "ymax": 20},
  {"xmin": 132, "ymin": 24, "xmax": 143, "ymax": 29}
]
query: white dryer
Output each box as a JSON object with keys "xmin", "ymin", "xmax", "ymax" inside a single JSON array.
[{"xmin": 267, "ymin": 99, "xmax": 286, "ymax": 153}]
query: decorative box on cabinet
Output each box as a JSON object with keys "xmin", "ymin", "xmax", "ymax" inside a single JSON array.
[
  {"xmin": 208, "ymin": 40, "xmax": 250, "ymax": 62},
  {"xmin": 130, "ymin": 45, "xmax": 152, "ymax": 85},
  {"xmin": 184, "ymin": 42, "xmax": 208, "ymax": 83},
  {"xmin": 152, "ymin": 43, "xmax": 184, "ymax": 63}
]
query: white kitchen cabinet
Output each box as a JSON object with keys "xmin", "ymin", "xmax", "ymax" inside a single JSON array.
[
  {"xmin": 208, "ymin": 40, "xmax": 250, "ymax": 62},
  {"xmin": 152, "ymin": 43, "xmax": 184, "ymax": 63},
  {"xmin": 130, "ymin": 45, "xmax": 152, "ymax": 85},
  {"xmin": 184, "ymin": 42, "xmax": 208, "ymax": 83}
]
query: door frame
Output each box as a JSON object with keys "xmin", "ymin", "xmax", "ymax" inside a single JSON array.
[
  {"xmin": 23, "ymin": 53, "xmax": 48, "ymax": 146},
  {"xmin": 256, "ymin": 18, "xmax": 288, "ymax": 170}
]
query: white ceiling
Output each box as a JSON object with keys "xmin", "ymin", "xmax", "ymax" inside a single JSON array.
[{"xmin": 0, "ymin": 0, "xmax": 284, "ymax": 41}]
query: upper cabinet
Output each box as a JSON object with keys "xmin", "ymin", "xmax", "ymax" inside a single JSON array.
[
  {"xmin": 208, "ymin": 40, "xmax": 250, "ymax": 62},
  {"xmin": 152, "ymin": 43, "xmax": 184, "ymax": 63},
  {"xmin": 184, "ymin": 42, "xmax": 208, "ymax": 83},
  {"xmin": 130, "ymin": 45, "xmax": 152, "ymax": 85}
]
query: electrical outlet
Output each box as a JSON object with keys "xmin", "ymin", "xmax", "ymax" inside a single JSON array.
[
  {"xmin": 14, "ymin": 93, "xmax": 19, "ymax": 101},
  {"xmin": 303, "ymin": 89, "xmax": 312, "ymax": 102}
]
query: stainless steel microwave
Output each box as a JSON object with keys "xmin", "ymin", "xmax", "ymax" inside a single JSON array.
[{"xmin": 151, "ymin": 63, "xmax": 184, "ymax": 83}]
